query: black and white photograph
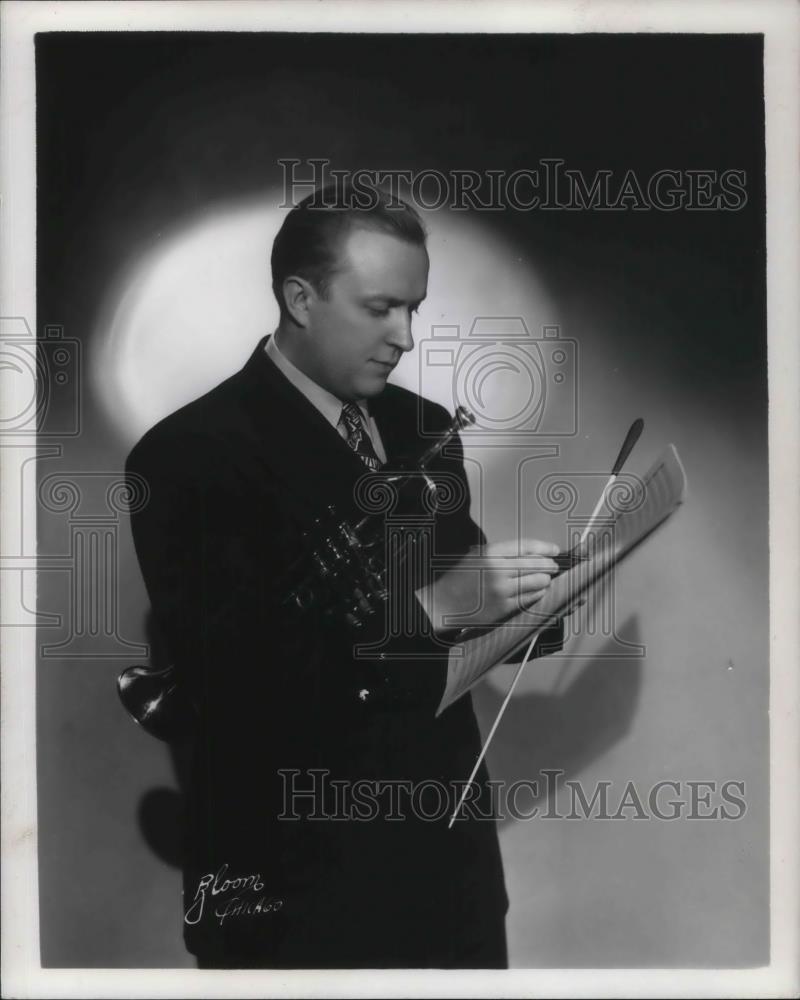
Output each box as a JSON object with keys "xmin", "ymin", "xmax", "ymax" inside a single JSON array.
[{"xmin": 1, "ymin": 1, "xmax": 798, "ymax": 996}]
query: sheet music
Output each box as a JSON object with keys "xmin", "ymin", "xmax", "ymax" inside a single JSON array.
[{"xmin": 436, "ymin": 444, "xmax": 688, "ymax": 716}]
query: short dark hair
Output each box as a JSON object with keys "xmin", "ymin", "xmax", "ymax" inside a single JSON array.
[{"xmin": 270, "ymin": 183, "xmax": 427, "ymax": 316}]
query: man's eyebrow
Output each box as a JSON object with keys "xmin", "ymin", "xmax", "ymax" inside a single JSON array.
[{"xmin": 363, "ymin": 294, "xmax": 427, "ymax": 307}]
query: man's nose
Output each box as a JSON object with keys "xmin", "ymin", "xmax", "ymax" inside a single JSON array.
[{"xmin": 387, "ymin": 308, "xmax": 415, "ymax": 353}]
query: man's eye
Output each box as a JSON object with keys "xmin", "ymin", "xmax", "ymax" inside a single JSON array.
[{"xmin": 367, "ymin": 306, "xmax": 390, "ymax": 318}]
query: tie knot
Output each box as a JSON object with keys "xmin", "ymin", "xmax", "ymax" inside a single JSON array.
[
  {"xmin": 340, "ymin": 401, "xmax": 365, "ymax": 427},
  {"xmin": 339, "ymin": 402, "xmax": 381, "ymax": 470}
]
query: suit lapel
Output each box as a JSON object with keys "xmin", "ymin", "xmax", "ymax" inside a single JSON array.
[
  {"xmin": 237, "ymin": 336, "xmax": 375, "ymax": 523},
  {"xmin": 370, "ymin": 383, "xmax": 424, "ymax": 468}
]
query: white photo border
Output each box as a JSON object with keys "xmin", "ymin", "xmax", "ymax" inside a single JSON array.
[{"xmin": 1, "ymin": 1, "xmax": 797, "ymax": 997}]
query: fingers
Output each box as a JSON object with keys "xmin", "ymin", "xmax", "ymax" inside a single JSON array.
[
  {"xmin": 504, "ymin": 572, "xmax": 555, "ymax": 612},
  {"xmin": 519, "ymin": 537, "xmax": 561, "ymax": 558},
  {"xmin": 487, "ymin": 538, "xmax": 560, "ymax": 558},
  {"xmin": 513, "ymin": 572, "xmax": 556, "ymax": 594},
  {"xmin": 476, "ymin": 555, "xmax": 561, "ymax": 576},
  {"xmin": 508, "ymin": 557, "xmax": 561, "ymax": 575},
  {"xmin": 514, "ymin": 582, "xmax": 589, "ymax": 616}
]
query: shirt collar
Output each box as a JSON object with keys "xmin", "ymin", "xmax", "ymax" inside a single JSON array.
[{"xmin": 265, "ymin": 334, "xmax": 370, "ymax": 428}]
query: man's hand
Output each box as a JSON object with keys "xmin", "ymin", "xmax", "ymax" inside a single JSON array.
[{"xmin": 417, "ymin": 538, "xmax": 562, "ymax": 637}]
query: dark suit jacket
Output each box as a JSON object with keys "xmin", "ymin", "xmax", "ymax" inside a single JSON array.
[{"xmin": 126, "ymin": 335, "xmax": 554, "ymax": 967}]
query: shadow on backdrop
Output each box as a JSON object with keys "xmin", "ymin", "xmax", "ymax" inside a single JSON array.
[
  {"xmin": 133, "ymin": 612, "xmax": 193, "ymax": 870},
  {"xmin": 474, "ymin": 616, "xmax": 643, "ymax": 826},
  {"xmin": 135, "ymin": 616, "xmax": 642, "ymax": 864}
]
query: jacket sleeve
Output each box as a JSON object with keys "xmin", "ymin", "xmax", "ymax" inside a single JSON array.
[
  {"xmin": 412, "ymin": 407, "xmax": 566, "ymax": 663},
  {"xmin": 125, "ymin": 426, "xmax": 322, "ymax": 754}
]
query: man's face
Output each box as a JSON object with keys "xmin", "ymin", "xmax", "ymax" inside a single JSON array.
[{"xmin": 301, "ymin": 226, "xmax": 429, "ymax": 401}]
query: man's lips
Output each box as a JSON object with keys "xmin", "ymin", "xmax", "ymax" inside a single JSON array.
[{"xmin": 370, "ymin": 359, "xmax": 396, "ymax": 371}]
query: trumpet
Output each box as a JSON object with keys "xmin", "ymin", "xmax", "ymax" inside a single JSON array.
[
  {"xmin": 118, "ymin": 405, "xmax": 477, "ymax": 739},
  {"xmin": 283, "ymin": 405, "xmax": 477, "ymax": 630}
]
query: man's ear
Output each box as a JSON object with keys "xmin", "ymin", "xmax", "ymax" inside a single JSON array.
[{"xmin": 282, "ymin": 276, "xmax": 316, "ymax": 328}]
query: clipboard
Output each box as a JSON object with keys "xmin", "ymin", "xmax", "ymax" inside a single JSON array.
[{"xmin": 436, "ymin": 443, "xmax": 688, "ymax": 716}]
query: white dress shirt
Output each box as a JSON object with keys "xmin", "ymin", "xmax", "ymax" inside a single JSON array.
[{"xmin": 264, "ymin": 334, "xmax": 387, "ymax": 463}]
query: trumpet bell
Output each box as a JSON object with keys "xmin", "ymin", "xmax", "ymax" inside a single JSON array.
[{"xmin": 117, "ymin": 663, "xmax": 196, "ymax": 742}]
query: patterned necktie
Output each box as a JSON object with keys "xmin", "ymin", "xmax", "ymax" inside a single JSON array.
[{"xmin": 339, "ymin": 402, "xmax": 382, "ymax": 470}]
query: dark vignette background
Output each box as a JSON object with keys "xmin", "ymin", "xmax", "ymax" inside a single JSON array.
[{"xmin": 35, "ymin": 33, "xmax": 767, "ymax": 967}]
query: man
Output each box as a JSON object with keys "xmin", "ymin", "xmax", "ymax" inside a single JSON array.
[{"xmin": 126, "ymin": 185, "xmax": 564, "ymax": 968}]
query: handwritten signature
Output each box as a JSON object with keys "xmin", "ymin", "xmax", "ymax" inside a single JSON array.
[{"xmin": 184, "ymin": 863, "xmax": 284, "ymax": 926}]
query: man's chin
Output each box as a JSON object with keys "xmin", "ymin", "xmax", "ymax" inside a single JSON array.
[{"xmin": 356, "ymin": 371, "xmax": 392, "ymax": 398}]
